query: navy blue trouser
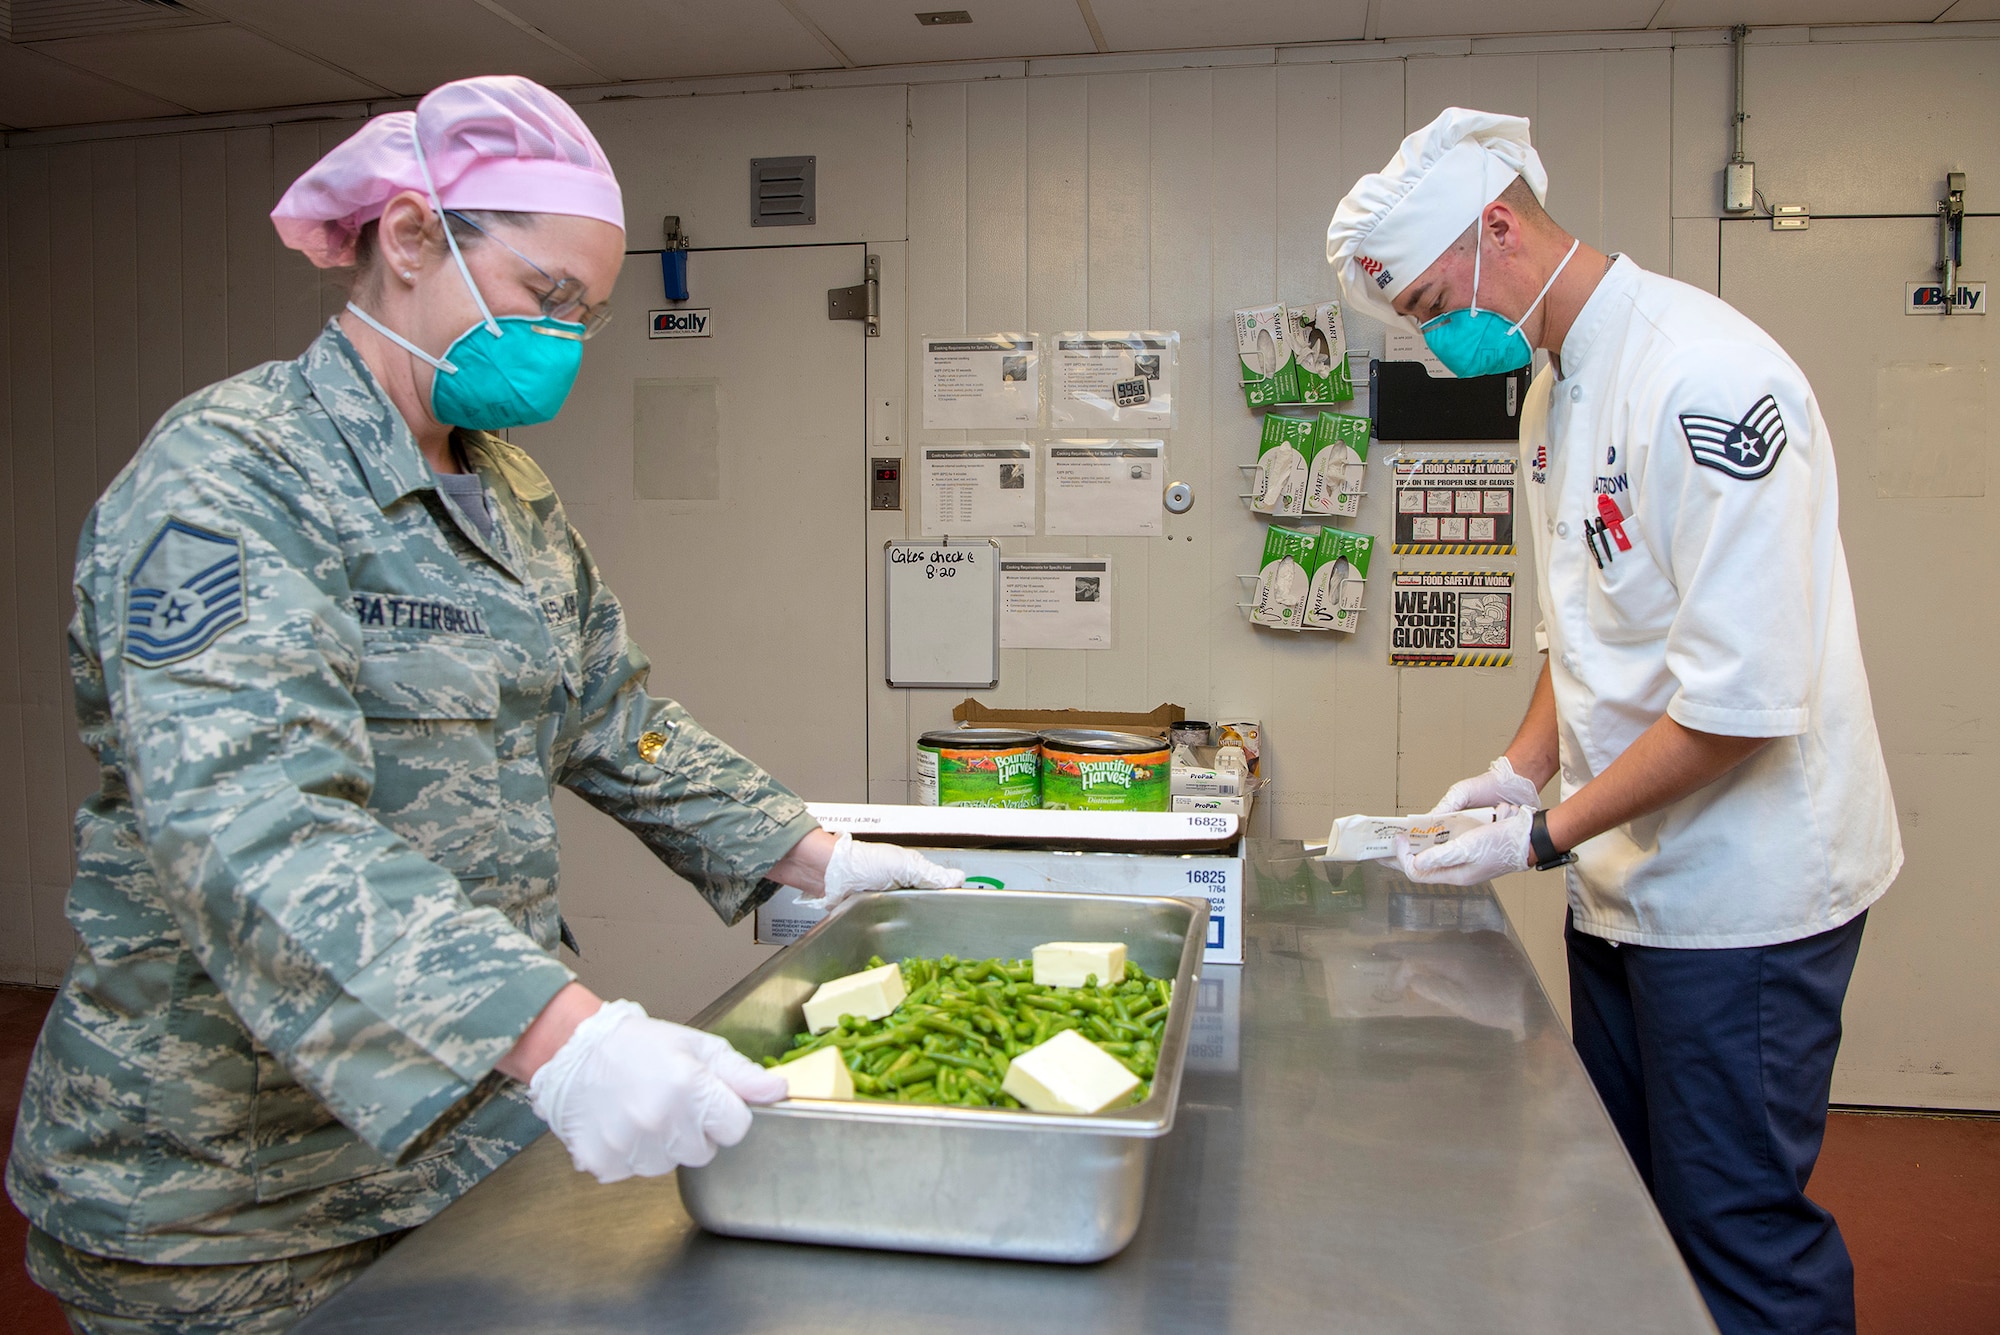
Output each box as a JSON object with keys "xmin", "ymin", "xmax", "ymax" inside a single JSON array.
[{"xmin": 1566, "ymin": 909, "xmax": 1867, "ymax": 1335}]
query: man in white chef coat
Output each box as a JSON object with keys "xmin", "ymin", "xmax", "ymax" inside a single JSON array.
[{"xmin": 1328, "ymin": 108, "xmax": 1902, "ymax": 1335}]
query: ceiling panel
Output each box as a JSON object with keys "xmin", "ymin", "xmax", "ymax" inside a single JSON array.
[
  {"xmin": 1937, "ymin": 0, "xmax": 2000, "ymax": 17},
  {"xmin": 792, "ymin": 0, "xmax": 1096, "ymax": 67},
  {"xmin": 1651, "ymin": 1, "xmax": 1957, "ymax": 24},
  {"xmin": 190, "ymin": 0, "xmax": 608, "ymax": 95},
  {"xmin": 1089, "ymin": 0, "xmax": 1369, "ymax": 51},
  {"xmin": 1374, "ymin": 0, "xmax": 1662, "ymax": 38},
  {"xmin": 500, "ymin": 0, "xmax": 838, "ymax": 82},
  {"xmin": 26, "ymin": 25, "xmax": 381, "ymax": 113},
  {"xmin": 0, "ymin": 38, "xmax": 188, "ymax": 128},
  {"xmin": 5, "ymin": 0, "xmax": 215, "ymax": 42}
]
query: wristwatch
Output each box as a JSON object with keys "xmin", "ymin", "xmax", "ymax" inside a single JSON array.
[{"xmin": 1528, "ymin": 808, "xmax": 1577, "ymax": 872}]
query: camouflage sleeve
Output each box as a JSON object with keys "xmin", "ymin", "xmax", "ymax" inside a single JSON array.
[
  {"xmin": 96, "ymin": 406, "xmax": 574, "ymax": 1163},
  {"xmin": 554, "ymin": 524, "xmax": 819, "ymax": 926}
]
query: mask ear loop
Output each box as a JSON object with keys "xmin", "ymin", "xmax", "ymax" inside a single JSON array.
[
  {"xmin": 410, "ymin": 127, "xmax": 502, "ymax": 338},
  {"xmin": 1507, "ymin": 237, "xmax": 1580, "ymax": 341}
]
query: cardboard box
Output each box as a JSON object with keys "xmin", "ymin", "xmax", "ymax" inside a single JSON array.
[
  {"xmin": 755, "ymin": 803, "xmax": 1244, "ymax": 965},
  {"xmin": 950, "ymin": 700, "xmax": 1182, "ymax": 738},
  {"xmin": 1173, "ymin": 794, "xmax": 1248, "ymax": 816}
]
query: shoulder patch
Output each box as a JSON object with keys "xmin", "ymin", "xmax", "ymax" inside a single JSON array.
[
  {"xmin": 125, "ymin": 519, "xmax": 247, "ymax": 667},
  {"xmin": 1679, "ymin": 394, "xmax": 1787, "ymax": 481}
]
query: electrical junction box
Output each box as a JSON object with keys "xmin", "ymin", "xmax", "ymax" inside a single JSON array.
[{"xmin": 1724, "ymin": 161, "xmax": 1755, "ymax": 214}]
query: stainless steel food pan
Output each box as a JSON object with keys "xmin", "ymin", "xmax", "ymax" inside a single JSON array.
[{"xmin": 678, "ymin": 887, "xmax": 1206, "ymax": 1262}]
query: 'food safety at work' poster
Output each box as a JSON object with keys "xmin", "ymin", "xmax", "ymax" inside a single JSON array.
[
  {"xmin": 1390, "ymin": 571, "xmax": 1514, "ymax": 668},
  {"xmin": 1392, "ymin": 456, "xmax": 1516, "ymax": 554}
]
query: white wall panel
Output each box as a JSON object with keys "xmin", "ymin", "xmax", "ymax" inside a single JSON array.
[
  {"xmin": 1017, "ymin": 77, "xmax": 1090, "ymax": 715},
  {"xmin": 901, "ymin": 80, "xmax": 970, "ymax": 756},
  {"xmin": 1144, "ymin": 69, "xmax": 1216, "ymax": 728},
  {"xmin": 1207, "ymin": 66, "xmax": 1279, "ymax": 834},
  {"xmin": 1081, "ymin": 73, "xmax": 1153, "ymax": 715},
  {"xmin": 961, "ymin": 78, "xmax": 1031, "ymax": 716}
]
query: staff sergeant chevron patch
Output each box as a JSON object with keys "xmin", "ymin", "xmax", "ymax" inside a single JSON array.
[
  {"xmin": 124, "ymin": 519, "xmax": 246, "ymax": 667},
  {"xmin": 1679, "ymin": 394, "xmax": 1788, "ymax": 481}
]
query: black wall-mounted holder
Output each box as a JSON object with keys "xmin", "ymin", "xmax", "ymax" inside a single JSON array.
[{"xmin": 1368, "ymin": 359, "xmax": 1532, "ymax": 443}]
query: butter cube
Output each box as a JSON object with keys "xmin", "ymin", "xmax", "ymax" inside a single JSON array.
[
  {"xmin": 777, "ymin": 1045, "xmax": 854, "ymax": 1100},
  {"xmin": 1001, "ymin": 1029, "xmax": 1142, "ymax": 1114},
  {"xmin": 1032, "ymin": 942, "xmax": 1127, "ymax": 989},
  {"xmin": 801, "ymin": 961, "xmax": 906, "ymax": 1034}
]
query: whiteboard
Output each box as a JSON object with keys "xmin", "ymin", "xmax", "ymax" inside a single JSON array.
[{"xmin": 885, "ymin": 539, "xmax": 1001, "ymax": 688}]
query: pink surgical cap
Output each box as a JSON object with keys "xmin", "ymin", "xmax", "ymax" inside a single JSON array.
[{"xmin": 271, "ymin": 75, "xmax": 624, "ymax": 269}]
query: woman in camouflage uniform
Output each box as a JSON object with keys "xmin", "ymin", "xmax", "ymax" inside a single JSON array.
[{"xmin": 7, "ymin": 76, "xmax": 958, "ymax": 1334}]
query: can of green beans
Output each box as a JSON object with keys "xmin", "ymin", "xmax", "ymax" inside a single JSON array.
[
  {"xmin": 1037, "ymin": 729, "xmax": 1171, "ymax": 812},
  {"xmin": 916, "ymin": 729, "xmax": 1043, "ymax": 808}
]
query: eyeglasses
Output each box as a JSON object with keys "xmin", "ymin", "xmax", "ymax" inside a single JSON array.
[{"xmin": 445, "ymin": 210, "xmax": 613, "ymax": 337}]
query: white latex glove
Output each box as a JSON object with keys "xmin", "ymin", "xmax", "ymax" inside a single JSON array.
[
  {"xmin": 810, "ymin": 832, "xmax": 964, "ymax": 912},
  {"xmin": 529, "ymin": 999, "xmax": 787, "ymax": 1184},
  {"xmin": 1428, "ymin": 756, "xmax": 1543, "ymax": 816},
  {"xmin": 1392, "ymin": 807, "xmax": 1535, "ymax": 886}
]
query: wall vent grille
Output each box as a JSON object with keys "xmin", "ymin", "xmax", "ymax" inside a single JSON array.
[{"xmin": 750, "ymin": 156, "xmax": 816, "ymax": 228}]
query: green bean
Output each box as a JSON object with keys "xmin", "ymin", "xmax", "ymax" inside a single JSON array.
[
  {"xmin": 783, "ymin": 953, "xmax": 1174, "ymax": 1110},
  {"xmin": 918, "ymin": 1015, "xmax": 981, "ymax": 1043},
  {"xmin": 884, "ymin": 1058, "xmax": 939, "ymax": 1089}
]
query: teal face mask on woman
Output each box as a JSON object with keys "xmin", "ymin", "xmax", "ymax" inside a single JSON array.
[
  {"xmin": 344, "ymin": 135, "xmax": 593, "ymax": 430},
  {"xmin": 1419, "ymin": 229, "xmax": 1578, "ymax": 378}
]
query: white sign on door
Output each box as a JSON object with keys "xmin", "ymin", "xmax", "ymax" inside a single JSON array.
[
  {"xmin": 1904, "ymin": 282, "xmax": 1986, "ymax": 315},
  {"xmin": 650, "ymin": 308, "xmax": 714, "ymax": 337}
]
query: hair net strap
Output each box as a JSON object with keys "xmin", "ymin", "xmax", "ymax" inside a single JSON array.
[{"xmin": 411, "ymin": 129, "xmax": 501, "ymax": 336}]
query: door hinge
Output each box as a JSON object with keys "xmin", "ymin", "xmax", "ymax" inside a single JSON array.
[{"xmin": 827, "ymin": 254, "xmax": 880, "ymax": 337}]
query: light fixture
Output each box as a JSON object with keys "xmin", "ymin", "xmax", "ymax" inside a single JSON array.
[{"xmin": 916, "ymin": 11, "xmax": 973, "ymax": 25}]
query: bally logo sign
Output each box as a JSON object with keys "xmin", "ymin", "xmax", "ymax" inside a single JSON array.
[
  {"xmin": 1905, "ymin": 282, "xmax": 1986, "ymax": 315},
  {"xmin": 650, "ymin": 308, "xmax": 713, "ymax": 337}
]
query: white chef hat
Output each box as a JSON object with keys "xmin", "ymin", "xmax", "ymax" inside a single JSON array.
[{"xmin": 1325, "ymin": 107, "xmax": 1547, "ymax": 327}]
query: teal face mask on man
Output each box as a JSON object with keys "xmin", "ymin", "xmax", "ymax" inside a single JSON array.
[
  {"xmin": 1419, "ymin": 228, "xmax": 1578, "ymax": 378},
  {"xmin": 344, "ymin": 132, "xmax": 591, "ymax": 430}
]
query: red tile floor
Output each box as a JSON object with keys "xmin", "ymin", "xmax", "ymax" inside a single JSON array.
[{"xmin": 1, "ymin": 982, "xmax": 1995, "ymax": 1334}]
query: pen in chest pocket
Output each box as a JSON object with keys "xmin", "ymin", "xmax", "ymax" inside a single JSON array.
[{"xmin": 1583, "ymin": 520, "xmax": 1605, "ymax": 569}]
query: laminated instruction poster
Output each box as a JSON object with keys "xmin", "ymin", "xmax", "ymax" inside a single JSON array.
[
  {"xmin": 921, "ymin": 444, "xmax": 1035, "ymax": 536},
  {"xmin": 1393, "ymin": 456, "xmax": 1516, "ymax": 554},
  {"xmin": 1050, "ymin": 332, "xmax": 1178, "ymax": 430},
  {"xmin": 1000, "ymin": 556, "xmax": 1112, "ymax": 649},
  {"xmin": 1044, "ymin": 440, "xmax": 1165, "ymax": 537},
  {"xmin": 922, "ymin": 334, "xmax": 1041, "ymax": 429},
  {"xmin": 1390, "ymin": 571, "xmax": 1514, "ymax": 668}
]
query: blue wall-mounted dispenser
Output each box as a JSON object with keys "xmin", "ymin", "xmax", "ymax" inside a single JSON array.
[{"xmin": 662, "ymin": 215, "xmax": 689, "ymax": 302}]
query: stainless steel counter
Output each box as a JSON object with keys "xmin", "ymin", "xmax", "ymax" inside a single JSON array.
[{"xmin": 297, "ymin": 844, "xmax": 1717, "ymax": 1335}]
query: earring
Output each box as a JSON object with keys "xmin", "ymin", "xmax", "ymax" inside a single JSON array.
[{"xmin": 402, "ymin": 270, "xmax": 414, "ymax": 280}]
